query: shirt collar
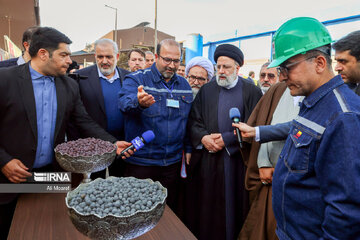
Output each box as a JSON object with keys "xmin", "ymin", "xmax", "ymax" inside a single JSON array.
[
  {"xmin": 97, "ymin": 66, "xmax": 119, "ymax": 83},
  {"xmin": 151, "ymin": 63, "xmax": 179, "ymax": 85},
  {"xmin": 29, "ymin": 62, "xmax": 55, "ymax": 82},
  {"xmin": 302, "ymin": 75, "xmax": 343, "ymax": 108},
  {"xmin": 17, "ymin": 55, "xmax": 25, "ymax": 65}
]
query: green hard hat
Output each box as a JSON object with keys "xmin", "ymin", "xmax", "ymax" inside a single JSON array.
[{"xmin": 268, "ymin": 17, "xmax": 332, "ymax": 68}]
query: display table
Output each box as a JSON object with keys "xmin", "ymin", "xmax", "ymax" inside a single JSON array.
[{"xmin": 8, "ymin": 193, "xmax": 196, "ymax": 240}]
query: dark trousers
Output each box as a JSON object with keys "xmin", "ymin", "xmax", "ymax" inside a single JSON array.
[{"xmin": 122, "ymin": 161, "xmax": 181, "ymax": 214}]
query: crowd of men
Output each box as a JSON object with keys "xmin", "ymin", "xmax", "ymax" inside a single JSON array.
[{"xmin": 0, "ymin": 17, "xmax": 359, "ymax": 240}]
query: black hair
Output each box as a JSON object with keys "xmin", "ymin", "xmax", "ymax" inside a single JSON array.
[
  {"xmin": 128, "ymin": 48, "xmax": 145, "ymax": 59},
  {"xmin": 332, "ymin": 30, "xmax": 360, "ymax": 61},
  {"xmin": 29, "ymin": 27, "xmax": 72, "ymax": 57},
  {"xmin": 21, "ymin": 26, "xmax": 38, "ymax": 49}
]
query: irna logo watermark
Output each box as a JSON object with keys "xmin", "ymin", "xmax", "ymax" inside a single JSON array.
[{"xmin": 33, "ymin": 172, "xmax": 71, "ymax": 182}]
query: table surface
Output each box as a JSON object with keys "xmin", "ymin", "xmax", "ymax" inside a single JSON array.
[{"xmin": 8, "ymin": 193, "xmax": 197, "ymax": 240}]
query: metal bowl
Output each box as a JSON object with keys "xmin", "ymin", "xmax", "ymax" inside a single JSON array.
[
  {"xmin": 65, "ymin": 177, "xmax": 167, "ymax": 240},
  {"xmin": 54, "ymin": 144, "xmax": 116, "ymax": 174}
]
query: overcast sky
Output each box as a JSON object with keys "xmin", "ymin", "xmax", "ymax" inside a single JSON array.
[{"xmin": 40, "ymin": 0, "xmax": 359, "ymax": 52}]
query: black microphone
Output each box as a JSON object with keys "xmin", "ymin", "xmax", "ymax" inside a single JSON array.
[
  {"xmin": 229, "ymin": 108, "xmax": 243, "ymax": 148},
  {"xmin": 120, "ymin": 130, "xmax": 155, "ymax": 156}
]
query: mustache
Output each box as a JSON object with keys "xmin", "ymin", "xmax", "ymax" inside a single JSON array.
[
  {"xmin": 191, "ymin": 84, "xmax": 201, "ymax": 88},
  {"xmin": 166, "ymin": 66, "xmax": 176, "ymax": 72},
  {"xmin": 101, "ymin": 63, "xmax": 111, "ymax": 68}
]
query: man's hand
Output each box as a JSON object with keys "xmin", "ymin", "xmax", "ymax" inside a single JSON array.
[
  {"xmin": 185, "ymin": 153, "xmax": 191, "ymax": 165},
  {"xmin": 259, "ymin": 167, "xmax": 274, "ymax": 184},
  {"xmin": 201, "ymin": 134, "xmax": 223, "ymax": 153},
  {"xmin": 232, "ymin": 122, "xmax": 256, "ymax": 139},
  {"xmin": 137, "ymin": 85, "xmax": 155, "ymax": 108},
  {"xmin": 214, "ymin": 134, "xmax": 225, "ymax": 148},
  {"xmin": 1, "ymin": 159, "xmax": 32, "ymax": 183},
  {"xmin": 115, "ymin": 141, "xmax": 134, "ymax": 159}
]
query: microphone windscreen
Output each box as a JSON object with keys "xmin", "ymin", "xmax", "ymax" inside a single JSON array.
[
  {"xmin": 229, "ymin": 107, "xmax": 241, "ymax": 120},
  {"xmin": 142, "ymin": 130, "xmax": 155, "ymax": 143}
]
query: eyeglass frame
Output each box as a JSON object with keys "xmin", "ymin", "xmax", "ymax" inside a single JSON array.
[
  {"xmin": 259, "ymin": 72, "xmax": 277, "ymax": 79},
  {"xmin": 188, "ymin": 75, "xmax": 207, "ymax": 83},
  {"xmin": 276, "ymin": 55, "xmax": 317, "ymax": 76},
  {"xmin": 159, "ymin": 55, "xmax": 181, "ymax": 65}
]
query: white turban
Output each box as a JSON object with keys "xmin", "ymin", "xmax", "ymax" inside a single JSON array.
[{"xmin": 185, "ymin": 56, "xmax": 214, "ymax": 80}]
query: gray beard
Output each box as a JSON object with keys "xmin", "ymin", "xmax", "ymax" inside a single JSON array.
[
  {"xmin": 162, "ymin": 71, "xmax": 174, "ymax": 79},
  {"xmin": 216, "ymin": 70, "xmax": 237, "ymax": 87},
  {"xmin": 192, "ymin": 88, "xmax": 199, "ymax": 98},
  {"xmin": 99, "ymin": 65, "xmax": 116, "ymax": 76},
  {"xmin": 261, "ymin": 86, "xmax": 270, "ymax": 93}
]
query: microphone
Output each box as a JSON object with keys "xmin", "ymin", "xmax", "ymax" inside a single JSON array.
[
  {"xmin": 120, "ymin": 130, "xmax": 155, "ymax": 156},
  {"xmin": 229, "ymin": 108, "xmax": 243, "ymax": 148}
]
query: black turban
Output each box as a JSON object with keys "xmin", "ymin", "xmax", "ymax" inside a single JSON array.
[{"xmin": 214, "ymin": 44, "xmax": 244, "ymax": 67}]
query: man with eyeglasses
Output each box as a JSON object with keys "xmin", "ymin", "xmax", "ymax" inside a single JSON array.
[
  {"xmin": 233, "ymin": 17, "xmax": 360, "ymax": 240},
  {"xmin": 119, "ymin": 39, "xmax": 193, "ymax": 214},
  {"xmin": 184, "ymin": 56, "xmax": 214, "ymax": 98},
  {"xmin": 258, "ymin": 62, "xmax": 279, "ymax": 94},
  {"xmin": 186, "ymin": 44, "xmax": 262, "ymax": 240}
]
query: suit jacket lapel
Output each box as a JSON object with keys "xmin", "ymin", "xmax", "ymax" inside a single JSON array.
[
  {"xmin": 89, "ymin": 66, "xmax": 106, "ymax": 115},
  {"xmin": 18, "ymin": 63, "xmax": 38, "ymax": 140},
  {"xmin": 54, "ymin": 76, "xmax": 66, "ymax": 139}
]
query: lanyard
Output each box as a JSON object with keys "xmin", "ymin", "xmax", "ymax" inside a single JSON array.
[{"xmin": 161, "ymin": 81, "xmax": 175, "ymax": 98}]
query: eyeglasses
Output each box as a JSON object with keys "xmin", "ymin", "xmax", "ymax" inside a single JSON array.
[
  {"xmin": 260, "ymin": 73, "xmax": 276, "ymax": 79},
  {"xmin": 159, "ymin": 55, "xmax": 181, "ymax": 65},
  {"xmin": 277, "ymin": 56, "xmax": 316, "ymax": 76},
  {"xmin": 188, "ymin": 75, "xmax": 207, "ymax": 82}
]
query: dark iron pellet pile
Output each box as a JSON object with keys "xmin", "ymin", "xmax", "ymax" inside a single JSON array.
[{"xmin": 55, "ymin": 138, "xmax": 115, "ymax": 157}]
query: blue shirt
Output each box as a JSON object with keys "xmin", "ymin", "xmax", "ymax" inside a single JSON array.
[
  {"xmin": 119, "ymin": 64, "xmax": 193, "ymax": 166},
  {"xmin": 29, "ymin": 64, "xmax": 57, "ymax": 168},
  {"xmin": 272, "ymin": 75, "xmax": 360, "ymax": 240}
]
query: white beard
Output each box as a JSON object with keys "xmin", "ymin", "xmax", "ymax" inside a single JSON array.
[
  {"xmin": 99, "ymin": 64, "xmax": 116, "ymax": 76},
  {"xmin": 216, "ymin": 70, "xmax": 237, "ymax": 87},
  {"xmin": 192, "ymin": 87, "xmax": 199, "ymax": 98}
]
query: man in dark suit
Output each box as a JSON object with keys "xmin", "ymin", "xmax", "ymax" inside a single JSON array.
[
  {"xmin": 68, "ymin": 38, "xmax": 129, "ymax": 178},
  {"xmin": 0, "ymin": 27, "xmax": 131, "ymax": 239},
  {"xmin": 0, "ymin": 26, "xmax": 38, "ymax": 68}
]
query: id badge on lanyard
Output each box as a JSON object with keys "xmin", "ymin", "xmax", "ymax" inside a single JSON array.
[
  {"xmin": 167, "ymin": 99, "xmax": 179, "ymax": 108},
  {"xmin": 162, "ymin": 82, "xmax": 180, "ymax": 108}
]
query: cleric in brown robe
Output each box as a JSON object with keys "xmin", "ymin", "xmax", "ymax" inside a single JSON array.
[
  {"xmin": 238, "ymin": 82, "xmax": 287, "ymax": 240},
  {"xmin": 185, "ymin": 44, "xmax": 262, "ymax": 240}
]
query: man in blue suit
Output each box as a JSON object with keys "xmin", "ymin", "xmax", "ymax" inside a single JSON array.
[{"xmin": 67, "ymin": 39, "xmax": 129, "ymax": 178}]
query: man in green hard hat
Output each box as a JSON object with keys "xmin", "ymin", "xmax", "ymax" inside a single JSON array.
[
  {"xmin": 270, "ymin": 17, "xmax": 360, "ymax": 239},
  {"xmin": 234, "ymin": 17, "xmax": 360, "ymax": 239}
]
